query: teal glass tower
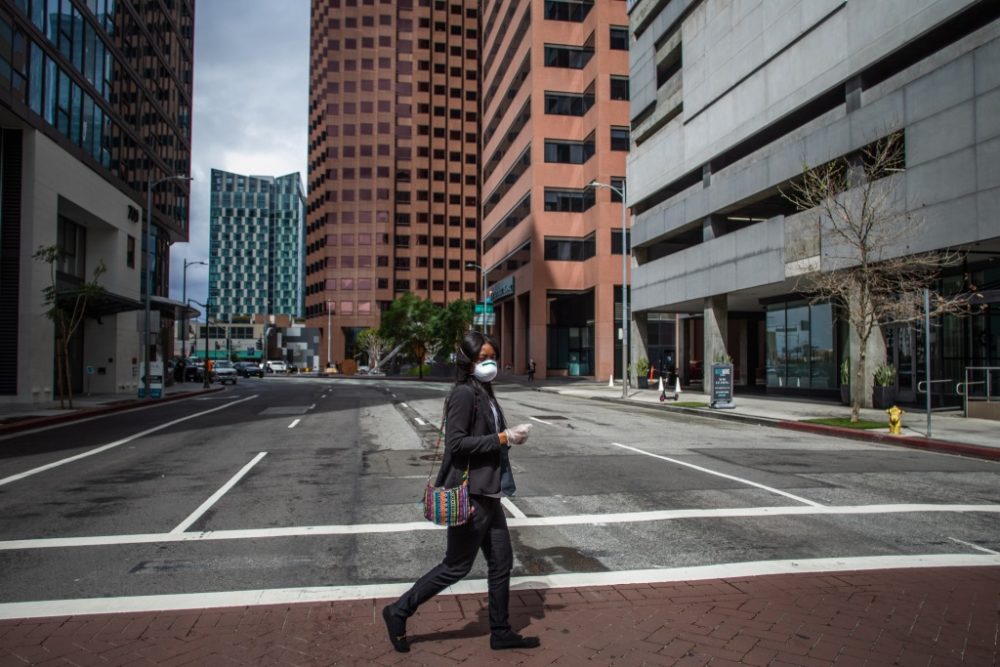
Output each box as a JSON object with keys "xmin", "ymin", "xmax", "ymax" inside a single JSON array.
[{"xmin": 208, "ymin": 169, "xmax": 306, "ymax": 320}]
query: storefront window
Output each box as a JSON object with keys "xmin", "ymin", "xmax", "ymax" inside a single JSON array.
[
  {"xmin": 765, "ymin": 307, "xmax": 785, "ymax": 387},
  {"xmin": 766, "ymin": 301, "xmax": 836, "ymax": 390},
  {"xmin": 810, "ymin": 303, "xmax": 835, "ymax": 389}
]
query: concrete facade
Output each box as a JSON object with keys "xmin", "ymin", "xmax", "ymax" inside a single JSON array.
[
  {"xmin": 627, "ymin": 0, "xmax": 1000, "ymax": 401},
  {"xmin": 0, "ymin": 1, "xmax": 195, "ymax": 403}
]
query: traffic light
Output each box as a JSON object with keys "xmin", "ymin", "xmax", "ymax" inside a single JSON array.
[{"xmin": 256, "ymin": 339, "xmax": 262, "ymax": 350}]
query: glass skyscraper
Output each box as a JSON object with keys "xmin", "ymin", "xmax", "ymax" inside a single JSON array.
[{"xmin": 209, "ymin": 169, "xmax": 306, "ymax": 320}]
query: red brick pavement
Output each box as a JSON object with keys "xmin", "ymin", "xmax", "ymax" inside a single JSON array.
[{"xmin": 1, "ymin": 567, "xmax": 997, "ymax": 666}]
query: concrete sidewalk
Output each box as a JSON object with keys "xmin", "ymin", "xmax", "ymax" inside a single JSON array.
[
  {"xmin": 518, "ymin": 377, "xmax": 1000, "ymax": 461},
  {"xmin": 0, "ymin": 383, "xmax": 224, "ymax": 435}
]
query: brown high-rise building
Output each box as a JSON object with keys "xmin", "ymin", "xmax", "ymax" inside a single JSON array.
[
  {"xmin": 307, "ymin": 0, "xmax": 481, "ymax": 366},
  {"xmin": 480, "ymin": 0, "xmax": 632, "ymax": 380}
]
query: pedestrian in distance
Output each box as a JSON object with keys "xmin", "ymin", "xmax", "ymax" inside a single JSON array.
[
  {"xmin": 527, "ymin": 358, "xmax": 536, "ymax": 382},
  {"xmin": 382, "ymin": 330, "xmax": 539, "ymax": 653}
]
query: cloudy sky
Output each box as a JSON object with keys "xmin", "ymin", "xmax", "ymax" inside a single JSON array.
[{"xmin": 168, "ymin": 1, "xmax": 311, "ymax": 307}]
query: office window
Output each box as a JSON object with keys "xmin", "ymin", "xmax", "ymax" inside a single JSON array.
[
  {"xmin": 610, "ymin": 26, "xmax": 628, "ymax": 50},
  {"xmin": 544, "ymin": 235, "xmax": 596, "ymax": 261},
  {"xmin": 544, "ymin": 137, "xmax": 595, "ymax": 164},
  {"xmin": 126, "ymin": 235, "xmax": 135, "ymax": 269},
  {"xmin": 544, "ymin": 44, "xmax": 594, "ymax": 69},
  {"xmin": 544, "ymin": 188, "xmax": 595, "ymax": 212},
  {"xmin": 544, "ymin": 90, "xmax": 595, "ymax": 116},
  {"xmin": 544, "ymin": 0, "xmax": 593, "ymax": 22},
  {"xmin": 610, "ymin": 126, "xmax": 630, "ymax": 151},
  {"xmin": 610, "ymin": 76, "xmax": 629, "ymax": 101}
]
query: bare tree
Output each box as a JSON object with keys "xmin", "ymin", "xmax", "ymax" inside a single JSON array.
[
  {"xmin": 357, "ymin": 327, "xmax": 389, "ymax": 373},
  {"xmin": 783, "ymin": 133, "xmax": 971, "ymax": 421},
  {"xmin": 34, "ymin": 245, "xmax": 107, "ymax": 409}
]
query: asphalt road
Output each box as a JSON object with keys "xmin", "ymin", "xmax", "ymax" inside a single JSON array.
[{"xmin": 0, "ymin": 376, "xmax": 998, "ymax": 613}]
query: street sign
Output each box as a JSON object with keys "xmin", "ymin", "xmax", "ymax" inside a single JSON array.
[
  {"xmin": 474, "ymin": 303, "xmax": 494, "ymax": 314},
  {"xmin": 474, "ymin": 313, "xmax": 495, "ymax": 326}
]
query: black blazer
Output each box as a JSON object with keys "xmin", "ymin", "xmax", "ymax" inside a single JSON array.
[{"xmin": 435, "ymin": 382, "xmax": 507, "ymax": 495}]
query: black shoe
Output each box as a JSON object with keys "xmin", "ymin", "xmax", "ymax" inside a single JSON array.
[
  {"xmin": 490, "ymin": 631, "xmax": 540, "ymax": 650},
  {"xmin": 382, "ymin": 605, "xmax": 409, "ymax": 653}
]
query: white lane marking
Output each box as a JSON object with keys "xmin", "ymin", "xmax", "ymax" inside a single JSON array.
[
  {"xmin": 0, "ymin": 396, "xmax": 259, "ymax": 488},
  {"xmin": 308, "ymin": 404, "xmax": 316, "ymax": 410},
  {"xmin": 502, "ymin": 497, "xmax": 527, "ymax": 519},
  {"xmin": 171, "ymin": 453, "xmax": 268, "ymax": 534},
  {"xmin": 3, "ymin": 504, "xmax": 997, "ymax": 551},
  {"xmin": 414, "ymin": 417, "xmax": 427, "ymax": 426},
  {"xmin": 1, "ymin": 553, "xmax": 998, "ymax": 620},
  {"xmin": 948, "ymin": 537, "xmax": 1000, "ymax": 555},
  {"xmin": 399, "ymin": 402, "xmax": 408, "ymax": 408},
  {"xmin": 530, "ymin": 416, "xmax": 554, "ymax": 425},
  {"xmin": 288, "ymin": 419, "xmax": 301, "ymax": 429},
  {"xmin": 611, "ymin": 442, "xmax": 823, "ymax": 507}
]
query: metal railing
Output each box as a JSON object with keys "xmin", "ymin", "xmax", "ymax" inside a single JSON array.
[
  {"xmin": 916, "ymin": 378, "xmax": 952, "ymax": 438},
  {"xmin": 956, "ymin": 366, "xmax": 1000, "ymax": 418}
]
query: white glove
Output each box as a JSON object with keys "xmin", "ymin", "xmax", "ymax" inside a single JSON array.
[{"xmin": 504, "ymin": 423, "xmax": 532, "ymax": 445}]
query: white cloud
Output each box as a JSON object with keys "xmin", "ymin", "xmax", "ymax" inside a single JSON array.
[{"xmin": 169, "ymin": 0, "xmax": 310, "ymax": 306}]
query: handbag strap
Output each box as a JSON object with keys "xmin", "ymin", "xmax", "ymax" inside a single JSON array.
[
  {"xmin": 425, "ymin": 399, "xmax": 449, "ymax": 486},
  {"xmin": 425, "ymin": 393, "xmax": 471, "ymax": 486}
]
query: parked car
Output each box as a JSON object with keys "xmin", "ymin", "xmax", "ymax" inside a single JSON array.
[
  {"xmin": 184, "ymin": 359, "xmax": 206, "ymax": 382},
  {"xmin": 265, "ymin": 360, "xmax": 287, "ymax": 374},
  {"xmin": 212, "ymin": 360, "xmax": 238, "ymax": 385},
  {"xmin": 234, "ymin": 361, "xmax": 263, "ymax": 378}
]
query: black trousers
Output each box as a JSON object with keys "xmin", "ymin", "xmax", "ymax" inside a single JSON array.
[{"xmin": 394, "ymin": 495, "xmax": 513, "ymax": 634}]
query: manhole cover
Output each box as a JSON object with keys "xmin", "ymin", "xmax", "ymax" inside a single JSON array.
[{"xmin": 260, "ymin": 406, "xmax": 311, "ymax": 415}]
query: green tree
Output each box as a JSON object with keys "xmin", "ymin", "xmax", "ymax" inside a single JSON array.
[
  {"xmin": 380, "ymin": 293, "xmax": 438, "ymax": 379},
  {"xmin": 431, "ymin": 299, "xmax": 474, "ymax": 359},
  {"xmin": 34, "ymin": 245, "xmax": 107, "ymax": 408}
]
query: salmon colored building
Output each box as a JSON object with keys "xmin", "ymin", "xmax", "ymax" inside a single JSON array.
[
  {"xmin": 306, "ymin": 0, "xmax": 481, "ymax": 366},
  {"xmin": 480, "ymin": 0, "xmax": 633, "ymax": 380}
]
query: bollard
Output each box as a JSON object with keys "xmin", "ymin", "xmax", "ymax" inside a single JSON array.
[{"xmin": 886, "ymin": 405, "xmax": 904, "ymax": 435}]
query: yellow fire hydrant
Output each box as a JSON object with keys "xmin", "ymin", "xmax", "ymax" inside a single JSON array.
[{"xmin": 886, "ymin": 405, "xmax": 904, "ymax": 435}]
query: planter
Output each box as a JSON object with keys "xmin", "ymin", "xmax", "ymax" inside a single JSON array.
[
  {"xmin": 840, "ymin": 385, "xmax": 850, "ymax": 406},
  {"xmin": 637, "ymin": 376, "xmax": 650, "ymax": 389},
  {"xmin": 872, "ymin": 386, "xmax": 896, "ymax": 410}
]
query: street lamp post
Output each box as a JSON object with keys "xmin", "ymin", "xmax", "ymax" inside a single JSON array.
[
  {"xmin": 143, "ymin": 174, "xmax": 193, "ymax": 399},
  {"xmin": 188, "ymin": 298, "xmax": 212, "ymax": 389},
  {"xmin": 588, "ymin": 179, "xmax": 628, "ymax": 399},
  {"xmin": 465, "ymin": 261, "xmax": 488, "ymax": 333},
  {"xmin": 181, "ymin": 259, "xmax": 207, "ymax": 370}
]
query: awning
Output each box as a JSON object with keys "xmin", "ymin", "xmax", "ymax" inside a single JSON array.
[
  {"xmin": 151, "ymin": 295, "xmax": 200, "ymax": 320},
  {"xmin": 55, "ymin": 288, "xmax": 143, "ymax": 318}
]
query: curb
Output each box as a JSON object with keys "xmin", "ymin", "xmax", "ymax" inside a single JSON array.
[
  {"xmin": 778, "ymin": 420, "xmax": 1000, "ymax": 461},
  {"xmin": 0, "ymin": 387, "xmax": 226, "ymax": 436},
  {"xmin": 558, "ymin": 389, "xmax": 1000, "ymax": 462}
]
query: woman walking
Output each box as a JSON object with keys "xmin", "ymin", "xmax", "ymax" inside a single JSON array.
[{"xmin": 382, "ymin": 331, "xmax": 539, "ymax": 652}]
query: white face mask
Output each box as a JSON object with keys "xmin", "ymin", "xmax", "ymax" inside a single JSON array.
[{"xmin": 473, "ymin": 359, "xmax": 498, "ymax": 383}]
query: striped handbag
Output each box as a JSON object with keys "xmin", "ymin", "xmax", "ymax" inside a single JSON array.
[{"xmin": 423, "ymin": 410, "xmax": 474, "ymax": 527}]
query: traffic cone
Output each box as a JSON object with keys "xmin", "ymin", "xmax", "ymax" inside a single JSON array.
[
  {"xmin": 657, "ymin": 376, "xmax": 664, "ymax": 393},
  {"xmin": 608, "ymin": 373, "xmax": 614, "ymax": 387},
  {"xmin": 674, "ymin": 376, "xmax": 682, "ymax": 400}
]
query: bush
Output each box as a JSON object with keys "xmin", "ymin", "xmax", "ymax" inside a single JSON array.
[{"xmin": 873, "ymin": 362, "xmax": 895, "ymax": 387}]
